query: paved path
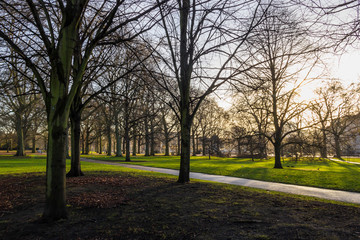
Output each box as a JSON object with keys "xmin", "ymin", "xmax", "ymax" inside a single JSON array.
[
  {"xmin": 81, "ymin": 158, "xmax": 360, "ymax": 205},
  {"xmin": 329, "ymin": 158, "xmax": 360, "ymax": 165}
]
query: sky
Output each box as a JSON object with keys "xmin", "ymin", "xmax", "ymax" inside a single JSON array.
[{"xmin": 215, "ymin": 49, "xmax": 360, "ymax": 110}]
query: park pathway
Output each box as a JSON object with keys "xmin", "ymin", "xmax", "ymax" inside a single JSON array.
[
  {"xmin": 81, "ymin": 158, "xmax": 360, "ymax": 205},
  {"xmin": 328, "ymin": 158, "xmax": 360, "ymax": 165}
]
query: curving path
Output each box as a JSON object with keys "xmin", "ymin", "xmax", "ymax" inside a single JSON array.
[{"xmin": 81, "ymin": 158, "xmax": 360, "ymax": 205}]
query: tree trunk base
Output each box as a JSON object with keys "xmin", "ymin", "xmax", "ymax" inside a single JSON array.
[
  {"xmin": 42, "ymin": 209, "xmax": 68, "ymax": 222},
  {"xmin": 66, "ymin": 170, "xmax": 84, "ymax": 177}
]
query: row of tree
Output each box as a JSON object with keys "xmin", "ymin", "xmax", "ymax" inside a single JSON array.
[{"xmin": 0, "ymin": 0, "xmax": 359, "ymax": 221}]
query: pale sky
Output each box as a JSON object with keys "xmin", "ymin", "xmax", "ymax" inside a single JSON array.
[{"xmin": 216, "ymin": 50, "xmax": 360, "ymax": 110}]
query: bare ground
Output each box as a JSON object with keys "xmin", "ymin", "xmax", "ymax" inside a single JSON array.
[{"xmin": 1, "ymin": 172, "xmax": 360, "ymax": 240}]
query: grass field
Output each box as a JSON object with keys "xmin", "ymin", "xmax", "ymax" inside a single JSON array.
[
  {"xmin": 1, "ymin": 153, "xmax": 360, "ymax": 239},
  {"xmin": 82, "ymin": 154, "xmax": 360, "ymax": 192}
]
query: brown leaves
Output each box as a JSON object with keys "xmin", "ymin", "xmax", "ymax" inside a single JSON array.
[
  {"xmin": 66, "ymin": 175, "xmax": 142, "ymax": 208},
  {"xmin": 0, "ymin": 174, "xmax": 44, "ymax": 215}
]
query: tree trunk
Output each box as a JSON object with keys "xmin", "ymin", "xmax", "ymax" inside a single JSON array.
[
  {"xmin": 162, "ymin": 116, "xmax": 170, "ymax": 156},
  {"xmin": 137, "ymin": 135, "xmax": 141, "ymax": 154},
  {"xmin": 81, "ymin": 134, "xmax": 85, "ymax": 154},
  {"xmin": 125, "ymin": 128, "xmax": 130, "ymax": 161},
  {"xmin": 14, "ymin": 113, "xmax": 25, "ymax": 156},
  {"xmin": 334, "ymin": 135, "xmax": 342, "ymax": 159},
  {"xmin": 67, "ymin": 111, "xmax": 84, "ymax": 177},
  {"xmin": 85, "ymin": 128, "xmax": 90, "ymax": 154},
  {"xmin": 107, "ymin": 126, "xmax": 112, "ymax": 156},
  {"xmin": 99, "ymin": 136, "xmax": 102, "ymax": 154},
  {"xmin": 177, "ymin": 131, "xmax": 181, "ymax": 156},
  {"xmin": 178, "ymin": 110, "xmax": 192, "ymax": 183},
  {"xmin": 115, "ymin": 126, "xmax": 122, "ymax": 157},
  {"xmin": 164, "ymin": 132, "xmax": 170, "ymax": 156},
  {"xmin": 320, "ymin": 129, "xmax": 327, "ymax": 158},
  {"xmin": 132, "ymin": 133, "xmax": 137, "ymax": 156},
  {"xmin": 42, "ymin": 115, "xmax": 68, "ymax": 220},
  {"xmin": 65, "ymin": 126, "xmax": 71, "ymax": 159},
  {"xmin": 191, "ymin": 130, "xmax": 196, "ymax": 156},
  {"xmin": 144, "ymin": 117, "xmax": 150, "ymax": 156},
  {"xmin": 32, "ymin": 135, "xmax": 36, "ymax": 153},
  {"xmin": 273, "ymin": 142, "xmax": 283, "ymax": 169}
]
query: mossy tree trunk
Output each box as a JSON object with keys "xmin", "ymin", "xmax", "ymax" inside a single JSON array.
[
  {"xmin": 14, "ymin": 112, "xmax": 25, "ymax": 156},
  {"xmin": 67, "ymin": 109, "xmax": 84, "ymax": 177}
]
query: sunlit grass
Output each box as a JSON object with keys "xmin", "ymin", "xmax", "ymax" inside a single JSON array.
[
  {"xmin": 1, "ymin": 152, "xmax": 360, "ymax": 192},
  {"xmin": 82, "ymin": 154, "xmax": 360, "ymax": 192},
  {"xmin": 0, "ymin": 154, "xmax": 173, "ymax": 179}
]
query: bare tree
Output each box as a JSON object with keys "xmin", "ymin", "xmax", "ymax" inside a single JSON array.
[
  {"xmin": 139, "ymin": 0, "xmax": 269, "ymax": 182},
  {"xmin": 233, "ymin": 7, "xmax": 321, "ymax": 168},
  {"xmin": 312, "ymin": 81, "xmax": 359, "ymax": 159},
  {"xmin": 0, "ymin": 0, "xmax": 166, "ymax": 220}
]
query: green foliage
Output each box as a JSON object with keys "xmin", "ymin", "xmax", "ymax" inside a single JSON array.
[{"xmin": 83, "ymin": 154, "xmax": 360, "ymax": 192}]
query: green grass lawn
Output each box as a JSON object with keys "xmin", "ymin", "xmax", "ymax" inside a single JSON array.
[
  {"xmin": 0, "ymin": 154, "xmax": 173, "ymax": 179},
  {"xmin": 335, "ymin": 157, "xmax": 360, "ymax": 163},
  {"xmin": 2, "ymin": 153, "xmax": 360, "ymax": 193},
  {"xmin": 82, "ymin": 154, "xmax": 360, "ymax": 193}
]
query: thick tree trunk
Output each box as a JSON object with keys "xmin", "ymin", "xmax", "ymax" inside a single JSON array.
[
  {"xmin": 32, "ymin": 135, "xmax": 36, "ymax": 153},
  {"xmin": 334, "ymin": 135, "xmax": 342, "ymax": 159},
  {"xmin": 274, "ymin": 142, "xmax": 283, "ymax": 169},
  {"xmin": 67, "ymin": 112, "xmax": 84, "ymax": 177},
  {"xmin": 178, "ymin": 112, "xmax": 191, "ymax": 183},
  {"xmin": 99, "ymin": 136, "xmax": 102, "ymax": 154},
  {"xmin": 14, "ymin": 113, "xmax": 25, "ymax": 156},
  {"xmin": 164, "ymin": 132, "xmax": 170, "ymax": 156},
  {"xmin": 43, "ymin": 117, "xmax": 68, "ymax": 220}
]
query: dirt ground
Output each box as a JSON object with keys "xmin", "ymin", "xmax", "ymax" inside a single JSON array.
[{"xmin": 1, "ymin": 172, "xmax": 360, "ymax": 240}]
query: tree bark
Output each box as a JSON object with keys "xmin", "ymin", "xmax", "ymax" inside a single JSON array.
[
  {"xmin": 334, "ymin": 135, "xmax": 342, "ymax": 159},
  {"xmin": 32, "ymin": 135, "xmax": 36, "ymax": 153},
  {"xmin": 43, "ymin": 113, "xmax": 68, "ymax": 220},
  {"xmin": 99, "ymin": 136, "xmax": 102, "ymax": 154},
  {"xmin": 162, "ymin": 116, "xmax": 170, "ymax": 156},
  {"xmin": 137, "ymin": 135, "xmax": 141, "ymax": 154},
  {"xmin": 67, "ymin": 111, "xmax": 84, "ymax": 177},
  {"xmin": 115, "ymin": 126, "xmax": 122, "ymax": 157},
  {"xmin": 144, "ymin": 117, "xmax": 150, "ymax": 156},
  {"xmin": 107, "ymin": 125, "xmax": 112, "ymax": 156},
  {"xmin": 178, "ymin": 111, "xmax": 191, "ymax": 183},
  {"xmin": 191, "ymin": 130, "xmax": 196, "ymax": 156},
  {"xmin": 14, "ymin": 113, "xmax": 25, "ymax": 156},
  {"xmin": 85, "ymin": 128, "xmax": 90, "ymax": 154},
  {"xmin": 132, "ymin": 133, "xmax": 137, "ymax": 156},
  {"xmin": 177, "ymin": 131, "xmax": 181, "ymax": 156},
  {"xmin": 274, "ymin": 142, "xmax": 283, "ymax": 169}
]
